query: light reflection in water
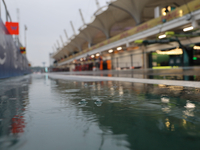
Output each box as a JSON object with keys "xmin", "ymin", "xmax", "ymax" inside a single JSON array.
[
  {"xmin": 161, "ymin": 95, "xmax": 170, "ymax": 103},
  {"xmin": 165, "ymin": 118, "xmax": 170, "ymax": 129},
  {"xmin": 0, "ymin": 76, "xmax": 31, "ymax": 149},
  {"xmin": 183, "ymin": 119, "xmax": 187, "ymax": 127},
  {"xmin": 94, "ymin": 99, "xmax": 103, "ymax": 107},
  {"xmin": 161, "ymin": 106, "xmax": 171, "ymax": 113},
  {"xmin": 110, "ymin": 87, "xmax": 115, "ymax": 96},
  {"xmin": 185, "ymin": 100, "xmax": 196, "ymax": 108},
  {"xmin": 119, "ymin": 85, "xmax": 124, "ymax": 96},
  {"xmin": 183, "ymin": 101, "xmax": 196, "ymax": 117},
  {"xmin": 183, "ymin": 108, "xmax": 195, "ymax": 117}
]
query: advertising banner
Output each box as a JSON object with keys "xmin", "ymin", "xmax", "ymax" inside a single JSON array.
[
  {"xmin": 20, "ymin": 47, "xmax": 26, "ymax": 54},
  {"xmin": 5, "ymin": 22, "xmax": 19, "ymax": 35}
]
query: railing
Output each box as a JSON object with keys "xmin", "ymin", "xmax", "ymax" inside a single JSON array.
[{"xmin": 57, "ymin": 0, "xmax": 200, "ymax": 64}]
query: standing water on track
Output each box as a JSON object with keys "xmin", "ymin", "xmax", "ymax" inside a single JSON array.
[{"xmin": 0, "ymin": 74, "xmax": 200, "ymax": 150}]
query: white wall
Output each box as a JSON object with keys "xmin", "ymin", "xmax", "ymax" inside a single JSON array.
[{"xmin": 111, "ymin": 50, "xmax": 143, "ymax": 69}]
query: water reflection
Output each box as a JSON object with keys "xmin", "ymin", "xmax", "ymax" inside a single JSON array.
[
  {"xmin": 94, "ymin": 99, "xmax": 103, "ymax": 107},
  {"xmin": 1, "ymin": 75, "xmax": 200, "ymax": 150},
  {"xmin": 0, "ymin": 76, "xmax": 31, "ymax": 149},
  {"xmin": 161, "ymin": 95, "xmax": 170, "ymax": 103},
  {"xmin": 78, "ymin": 99, "xmax": 88, "ymax": 106},
  {"xmin": 183, "ymin": 101, "xmax": 196, "ymax": 117},
  {"xmin": 51, "ymin": 77, "xmax": 200, "ymax": 150},
  {"xmin": 185, "ymin": 100, "xmax": 196, "ymax": 108},
  {"xmin": 183, "ymin": 108, "xmax": 195, "ymax": 117},
  {"xmin": 161, "ymin": 106, "xmax": 171, "ymax": 113}
]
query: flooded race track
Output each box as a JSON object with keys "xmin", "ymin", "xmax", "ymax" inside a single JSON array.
[{"xmin": 0, "ymin": 74, "xmax": 200, "ymax": 150}]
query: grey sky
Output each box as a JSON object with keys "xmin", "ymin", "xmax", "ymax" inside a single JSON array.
[{"xmin": 1, "ymin": 0, "xmax": 108, "ymax": 66}]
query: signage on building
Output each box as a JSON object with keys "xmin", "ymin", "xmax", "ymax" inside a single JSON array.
[
  {"xmin": 5, "ymin": 22, "xmax": 19, "ymax": 35},
  {"xmin": 20, "ymin": 47, "xmax": 26, "ymax": 54}
]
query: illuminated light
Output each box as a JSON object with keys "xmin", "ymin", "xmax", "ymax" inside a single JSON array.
[
  {"xmin": 135, "ymin": 40, "xmax": 143, "ymax": 44},
  {"xmin": 80, "ymin": 58, "xmax": 83, "ymax": 61},
  {"xmin": 45, "ymin": 67, "xmax": 48, "ymax": 73},
  {"xmin": 108, "ymin": 49, "xmax": 113, "ymax": 53},
  {"xmin": 152, "ymin": 66, "xmax": 179, "ymax": 69},
  {"xmin": 193, "ymin": 57, "xmax": 197, "ymax": 60},
  {"xmin": 158, "ymin": 34, "xmax": 166, "ymax": 39},
  {"xmin": 173, "ymin": 66, "xmax": 179, "ymax": 68},
  {"xmin": 183, "ymin": 26, "xmax": 193, "ymax": 32},
  {"xmin": 91, "ymin": 55, "xmax": 95, "ymax": 58},
  {"xmin": 117, "ymin": 47, "xmax": 122, "ymax": 50},
  {"xmin": 165, "ymin": 31, "xmax": 174, "ymax": 36},
  {"xmin": 161, "ymin": 6, "xmax": 171, "ymax": 16},
  {"xmin": 152, "ymin": 66, "xmax": 172, "ymax": 69},
  {"xmin": 179, "ymin": 10, "xmax": 183, "ymax": 17},
  {"xmin": 193, "ymin": 46, "xmax": 200, "ymax": 50},
  {"xmin": 167, "ymin": 6, "xmax": 171, "ymax": 12},
  {"xmin": 161, "ymin": 8, "xmax": 167, "ymax": 16},
  {"xmin": 96, "ymin": 53, "xmax": 100, "ymax": 56},
  {"xmin": 156, "ymin": 48, "xmax": 183, "ymax": 55},
  {"xmin": 163, "ymin": 12, "xmax": 166, "ymax": 16}
]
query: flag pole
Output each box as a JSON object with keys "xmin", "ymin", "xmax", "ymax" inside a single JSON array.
[{"xmin": 24, "ymin": 25, "xmax": 27, "ymax": 55}]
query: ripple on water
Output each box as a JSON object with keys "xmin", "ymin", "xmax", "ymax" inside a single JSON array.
[
  {"xmin": 65, "ymin": 89, "xmax": 80, "ymax": 93},
  {"xmin": 135, "ymin": 102, "xmax": 162, "ymax": 111}
]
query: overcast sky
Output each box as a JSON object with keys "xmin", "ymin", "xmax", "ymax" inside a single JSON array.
[{"xmin": 1, "ymin": 0, "xmax": 108, "ymax": 66}]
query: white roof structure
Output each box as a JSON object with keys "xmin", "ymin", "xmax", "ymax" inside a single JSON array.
[{"xmin": 52, "ymin": 0, "xmax": 193, "ymax": 60}]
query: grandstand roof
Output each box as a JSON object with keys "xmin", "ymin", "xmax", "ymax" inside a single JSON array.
[{"xmin": 53, "ymin": 0, "xmax": 192, "ymax": 60}]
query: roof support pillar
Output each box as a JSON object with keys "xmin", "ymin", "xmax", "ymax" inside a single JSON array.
[
  {"xmin": 64, "ymin": 29, "xmax": 69, "ymax": 42},
  {"xmin": 79, "ymin": 9, "xmax": 86, "ymax": 25},
  {"xmin": 95, "ymin": 0, "xmax": 100, "ymax": 10},
  {"xmin": 57, "ymin": 40, "xmax": 60, "ymax": 50},
  {"xmin": 60, "ymin": 35, "xmax": 64, "ymax": 47},
  {"xmin": 52, "ymin": 46, "xmax": 55, "ymax": 52},
  {"xmin": 70, "ymin": 21, "xmax": 76, "ymax": 35},
  {"xmin": 54, "ymin": 44, "xmax": 57, "ymax": 51}
]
